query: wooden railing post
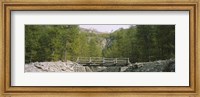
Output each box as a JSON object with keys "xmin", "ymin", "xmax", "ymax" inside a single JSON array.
[
  {"xmin": 76, "ymin": 57, "xmax": 79, "ymax": 63},
  {"xmin": 127, "ymin": 58, "xmax": 130, "ymax": 64},
  {"xmin": 89, "ymin": 57, "xmax": 91, "ymax": 63}
]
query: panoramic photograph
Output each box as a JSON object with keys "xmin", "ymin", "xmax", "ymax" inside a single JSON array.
[{"xmin": 25, "ymin": 25, "xmax": 175, "ymax": 72}]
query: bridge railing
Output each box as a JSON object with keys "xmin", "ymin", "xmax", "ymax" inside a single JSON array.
[{"xmin": 76, "ymin": 57, "xmax": 130, "ymax": 66}]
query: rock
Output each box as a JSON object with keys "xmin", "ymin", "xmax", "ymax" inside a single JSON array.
[
  {"xmin": 124, "ymin": 59, "xmax": 175, "ymax": 72},
  {"xmin": 85, "ymin": 66, "xmax": 93, "ymax": 72},
  {"xmin": 89, "ymin": 66, "xmax": 105, "ymax": 72},
  {"xmin": 120, "ymin": 66, "xmax": 129, "ymax": 72},
  {"xmin": 101, "ymin": 67, "xmax": 121, "ymax": 72},
  {"xmin": 25, "ymin": 59, "xmax": 175, "ymax": 72},
  {"xmin": 74, "ymin": 65, "xmax": 86, "ymax": 72},
  {"xmin": 25, "ymin": 61, "xmax": 86, "ymax": 72}
]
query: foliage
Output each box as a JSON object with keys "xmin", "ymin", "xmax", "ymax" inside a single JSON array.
[{"xmin": 25, "ymin": 25, "xmax": 175, "ymax": 63}]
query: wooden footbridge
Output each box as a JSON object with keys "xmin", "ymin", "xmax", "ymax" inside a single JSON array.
[{"xmin": 76, "ymin": 57, "xmax": 130, "ymax": 66}]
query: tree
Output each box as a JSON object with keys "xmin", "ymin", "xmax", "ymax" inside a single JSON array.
[
  {"xmin": 25, "ymin": 25, "xmax": 175, "ymax": 63},
  {"xmin": 88, "ymin": 38, "xmax": 102, "ymax": 57},
  {"xmin": 134, "ymin": 25, "xmax": 154, "ymax": 61}
]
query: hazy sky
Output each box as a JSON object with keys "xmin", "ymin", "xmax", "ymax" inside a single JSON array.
[{"xmin": 79, "ymin": 25, "xmax": 132, "ymax": 33}]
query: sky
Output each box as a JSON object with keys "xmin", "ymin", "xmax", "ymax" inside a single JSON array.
[{"xmin": 79, "ymin": 25, "xmax": 132, "ymax": 33}]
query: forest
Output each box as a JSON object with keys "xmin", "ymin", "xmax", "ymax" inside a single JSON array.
[{"xmin": 25, "ymin": 25, "xmax": 175, "ymax": 63}]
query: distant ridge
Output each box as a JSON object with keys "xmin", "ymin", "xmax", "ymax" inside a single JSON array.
[{"xmin": 79, "ymin": 27, "xmax": 109, "ymax": 34}]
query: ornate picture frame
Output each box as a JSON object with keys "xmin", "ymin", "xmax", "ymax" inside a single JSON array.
[{"xmin": 0, "ymin": 0, "xmax": 199, "ymax": 97}]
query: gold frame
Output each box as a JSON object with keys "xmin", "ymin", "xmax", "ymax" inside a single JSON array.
[{"xmin": 0, "ymin": 0, "xmax": 199, "ymax": 97}]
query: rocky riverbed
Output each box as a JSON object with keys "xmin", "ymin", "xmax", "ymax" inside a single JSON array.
[{"xmin": 25, "ymin": 59, "xmax": 175, "ymax": 72}]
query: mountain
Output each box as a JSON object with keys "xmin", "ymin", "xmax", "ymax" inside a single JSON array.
[{"xmin": 79, "ymin": 27, "xmax": 109, "ymax": 34}]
